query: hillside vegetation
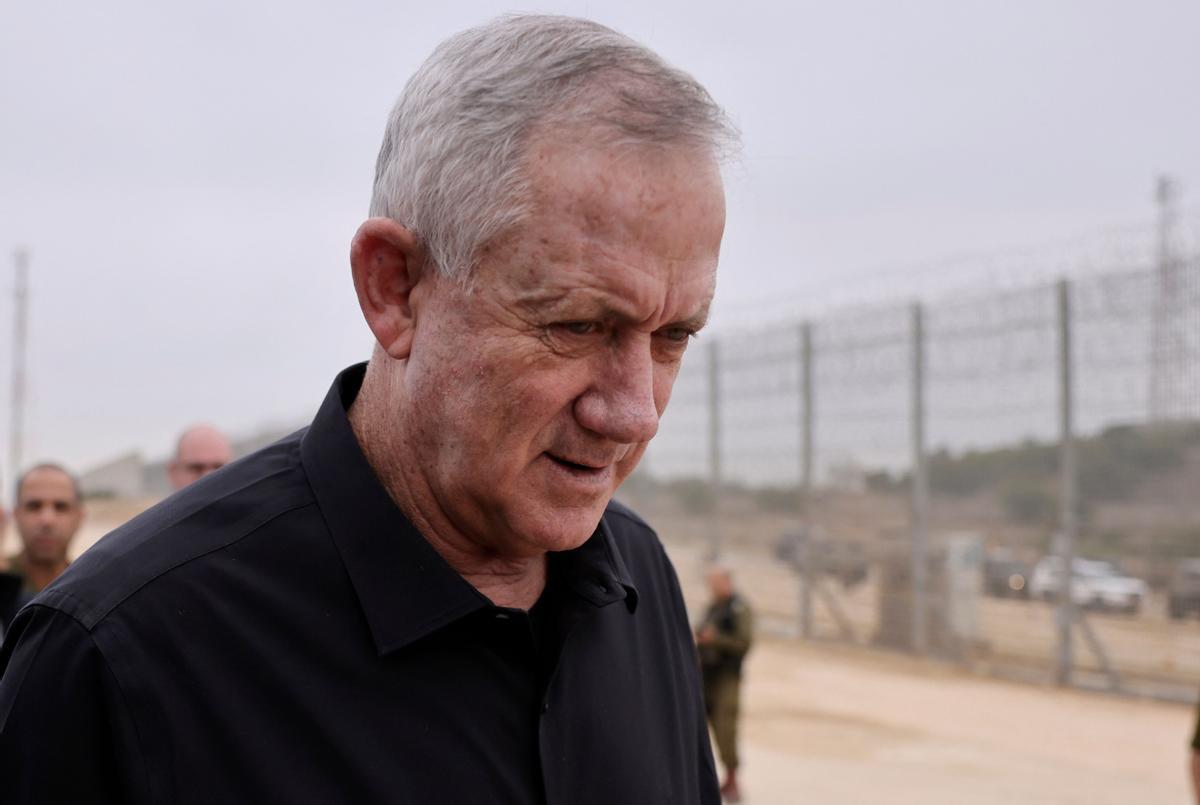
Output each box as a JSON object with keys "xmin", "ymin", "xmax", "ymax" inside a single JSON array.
[{"xmin": 630, "ymin": 421, "xmax": 1200, "ymax": 561}]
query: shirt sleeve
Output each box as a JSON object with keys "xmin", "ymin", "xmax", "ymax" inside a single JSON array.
[{"xmin": 0, "ymin": 604, "xmax": 143, "ymax": 803}]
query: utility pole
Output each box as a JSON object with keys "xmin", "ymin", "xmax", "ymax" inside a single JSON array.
[
  {"xmin": 798, "ymin": 322, "xmax": 815, "ymax": 638},
  {"xmin": 1149, "ymin": 175, "xmax": 1182, "ymax": 421},
  {"xmin": 910, "ymin": 303, "xmax": 929, "ymax": 655},
  {"xmin": 707, "ymin": 339, "xmax": 722, "ymax": 559},
  {"xmin": 11, "ymin": 249, "xmax": 30, "ymax": 497},
  {"xmin": 1055, "ymin": 278, "xmax": 1077, "ymax": 686}
]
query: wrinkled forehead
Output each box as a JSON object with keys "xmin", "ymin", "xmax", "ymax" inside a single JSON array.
[
  {"xmin": 521, "ymin": 133, "xmax": 725, "ymax": 225},
  {"xmin": 484, "ymin": 137, "xmax": 724, "ymax": 320}
]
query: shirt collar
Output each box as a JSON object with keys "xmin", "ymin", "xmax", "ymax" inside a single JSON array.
[
  {"xmin": 300, "ymin": 364, "xmax": 639, "ymax": 655},
  {"xmin": 559, "ymin": 515, "xmax": 639, "ymax": 613}
]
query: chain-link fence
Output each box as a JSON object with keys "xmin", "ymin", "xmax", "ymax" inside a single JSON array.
[{"xmin": 624, "ymin": 251, "xmax": 1200, "ymax": 700}]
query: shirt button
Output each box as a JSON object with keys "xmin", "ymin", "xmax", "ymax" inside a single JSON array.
[{"xmin": 542, "ymin": 702, "xmax": 550, "ymax": 714}]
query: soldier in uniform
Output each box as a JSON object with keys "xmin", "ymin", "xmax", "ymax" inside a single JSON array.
[{"xmin": 697, "ymin": 564, "xmax": 754, "ymax": 802}]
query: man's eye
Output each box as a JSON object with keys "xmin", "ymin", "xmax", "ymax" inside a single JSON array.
[
  {"xmin": 560, "ymin": 322, "xmax": 600, "ymax": 336},
  {"xmin": 657, "ymin": 327, "xmax": 694, "ymax": 343}
]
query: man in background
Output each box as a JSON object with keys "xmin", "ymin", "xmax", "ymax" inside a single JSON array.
[
  {"xmin": 167, "ymin": 424, "xmax": 233, "ymax": 490},
  {"xmin": 6, "ymin": 463, "xmax": 84, "ymax": 607},
  {"xmin": 0, "ymin": 485, "xmax": 16, "ymax": 638},
  {"xmin": 698, "ymin": 564, "xmax": 754, "ymax": 803}
]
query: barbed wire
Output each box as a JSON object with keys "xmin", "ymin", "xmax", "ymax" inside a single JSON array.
[{"xmin": 647, "ymin": 248, "xmax": 1200, "ymax": 486}]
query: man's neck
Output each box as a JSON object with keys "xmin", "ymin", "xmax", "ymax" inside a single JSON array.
[
  {"xmin": 16, "ymin": 553, "xmax": 68, "ymax": 593},
  {"xmin": 348, "ymin": 360, "xmax": 547, "ymax": 610}
]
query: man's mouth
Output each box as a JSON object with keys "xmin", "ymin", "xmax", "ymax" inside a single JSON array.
[
  {"xmin": 544, "ymin": 453, "xmax": 617, "ymax": 482},
  {"xmin": 548, "ymin": 454, "xmax": 606, "ymax": 472}
]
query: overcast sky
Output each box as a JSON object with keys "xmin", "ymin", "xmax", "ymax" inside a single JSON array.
[{"xmin": 1, "ymin": 0, "xmax": 1198, "ymax": 483}]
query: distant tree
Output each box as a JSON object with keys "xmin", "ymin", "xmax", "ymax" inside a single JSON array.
[
  {"xmin": 666, "ymin": 478, "xmax": 714, "ymax": 515},
  {"xmin": 865, "ymin": 470, "xmax": 900, "ymax": 493},
  {"xmin": 752, "ymin": 485, "xmax": 800, "ymax": 514},
  {"xmin": 1000, "ymin": 478, "xmax": 1057, "ymax": 526},
  {"xmin": 1148, "ymin": 526, "xmax": 1200, "ymax": 560}
]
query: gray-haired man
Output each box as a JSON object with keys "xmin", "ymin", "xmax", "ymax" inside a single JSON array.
[{"xmin": 0, "ymin": 15, "xmax": 735, "ymax": 803}]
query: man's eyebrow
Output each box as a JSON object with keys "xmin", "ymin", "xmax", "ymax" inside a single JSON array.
[
  {"xmin": 513, "ymin": 287, "xmax": 572, "ymax": 311},
  {"xmin": 516, "ymin": 287, "xmax": 711, "ymax": 331},
  {"xmin": 586, "ymin": 306, "xmax": 712, "ymax": 332},
  {"xmin": 667, "ymin": 309, "xmax": 710, "ymax": 332},
  {"xmin": 515, "ymin": 289, "xmax": 629, "ymax": 320}
]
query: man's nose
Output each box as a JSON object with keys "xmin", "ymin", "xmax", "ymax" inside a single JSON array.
[{"xmin": 573, "ymin": 342, "xmax": 660, "ymax": 445}]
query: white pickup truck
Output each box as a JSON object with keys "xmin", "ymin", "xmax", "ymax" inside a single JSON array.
[{"xmin": 1028, "ymin": 557, "xmax": 1148, "ymax": 614}]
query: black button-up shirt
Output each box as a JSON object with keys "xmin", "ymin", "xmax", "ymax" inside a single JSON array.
[{"xmin": 0, "ymin": 365, "xmax": 719, "ymax": 804}]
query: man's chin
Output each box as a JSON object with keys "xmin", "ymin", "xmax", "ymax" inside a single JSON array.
[{"xmin": 515, "ymin": 505, "xmax": 607, "ymax": 554}]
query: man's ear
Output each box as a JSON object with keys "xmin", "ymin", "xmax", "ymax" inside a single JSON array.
[{"xmin": 350, "ymin": 218, "xmax": 426, "ymax": 360}]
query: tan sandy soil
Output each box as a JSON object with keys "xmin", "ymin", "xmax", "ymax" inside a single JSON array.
[{"xmin": 728, "ymin": 637, "xmax": 1193, "ymax": 804}]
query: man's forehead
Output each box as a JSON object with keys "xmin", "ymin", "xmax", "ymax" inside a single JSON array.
[
  {"xmin": 180, "ymin": 440, "xmax": 229, "ymax": 457},
  {"xmin": 528, "ymin": 150, "xmax": 723, "ymax": 242},
  {"xmin": 20, "ymin": 471, "xmax": 76, "ymax": 501},
  {"xmin": 179, "ymin": 430, "xmax": 231, "ymax": 457}
]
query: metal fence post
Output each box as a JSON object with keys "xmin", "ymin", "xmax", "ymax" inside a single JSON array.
[
  {"xmin": 10, "ymin": 249, "xmax": 30, "ymax": 500},
  {"xmin": 911, "ymin": 302, "xmax": 930, "ymax": 654},
  {"xmin": 1056, "ymin": 278, "xmax": 1077, "ymax": 685},
  {"xmin": 799, "ymin": 322, "xmax": 815, "ymax": 638},
  {"xmin": 707, "ymin": 339, "xmax": 722, "ymax": 560}
]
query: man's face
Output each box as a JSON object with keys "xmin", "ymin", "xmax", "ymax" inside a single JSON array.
[
  {"xmin": 169, "ymin": 428, "xmax": 233, "ymax": 490},
  {"xmin": 706, "ymin": 569, "xmax": 733, "ymax": 600},
  {"xmin": 15, "ymin": 468, "xmax": 83, "ymax": 566},
  {"xmin": 402, "ymin": 140, "xmax": 725, "ymax": 557}
]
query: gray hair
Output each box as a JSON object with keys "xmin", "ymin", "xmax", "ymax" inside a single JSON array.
[{"xmin": 369, "ymin": 14, "xmax": 737, "ymax": 281}]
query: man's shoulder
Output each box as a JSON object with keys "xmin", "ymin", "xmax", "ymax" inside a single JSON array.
[
  {"xmin": 39, "ymin": 429, "xmax": 316, "ymax": 630},
  {"xmin": 601, "ymin": 497, "xmax": 677, "ymax": 579},
  {"xmin": 602, "ymin": 498, "xmax": 660, "ymax": 546}
]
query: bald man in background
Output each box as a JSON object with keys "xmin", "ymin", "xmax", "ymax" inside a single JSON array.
[{"xmin": 168, "ymin": 424, "xmax": 233, "ymax": 490}]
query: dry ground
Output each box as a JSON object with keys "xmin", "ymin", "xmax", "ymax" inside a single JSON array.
[{"xmin": 729, "ymin": 637, "xmax": 1193, "ymax": 804}]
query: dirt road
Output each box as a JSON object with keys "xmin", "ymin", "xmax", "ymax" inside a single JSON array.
[{"xmin": 733, "ymin": 638, "xmax": 1193, "ymax": 804}]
